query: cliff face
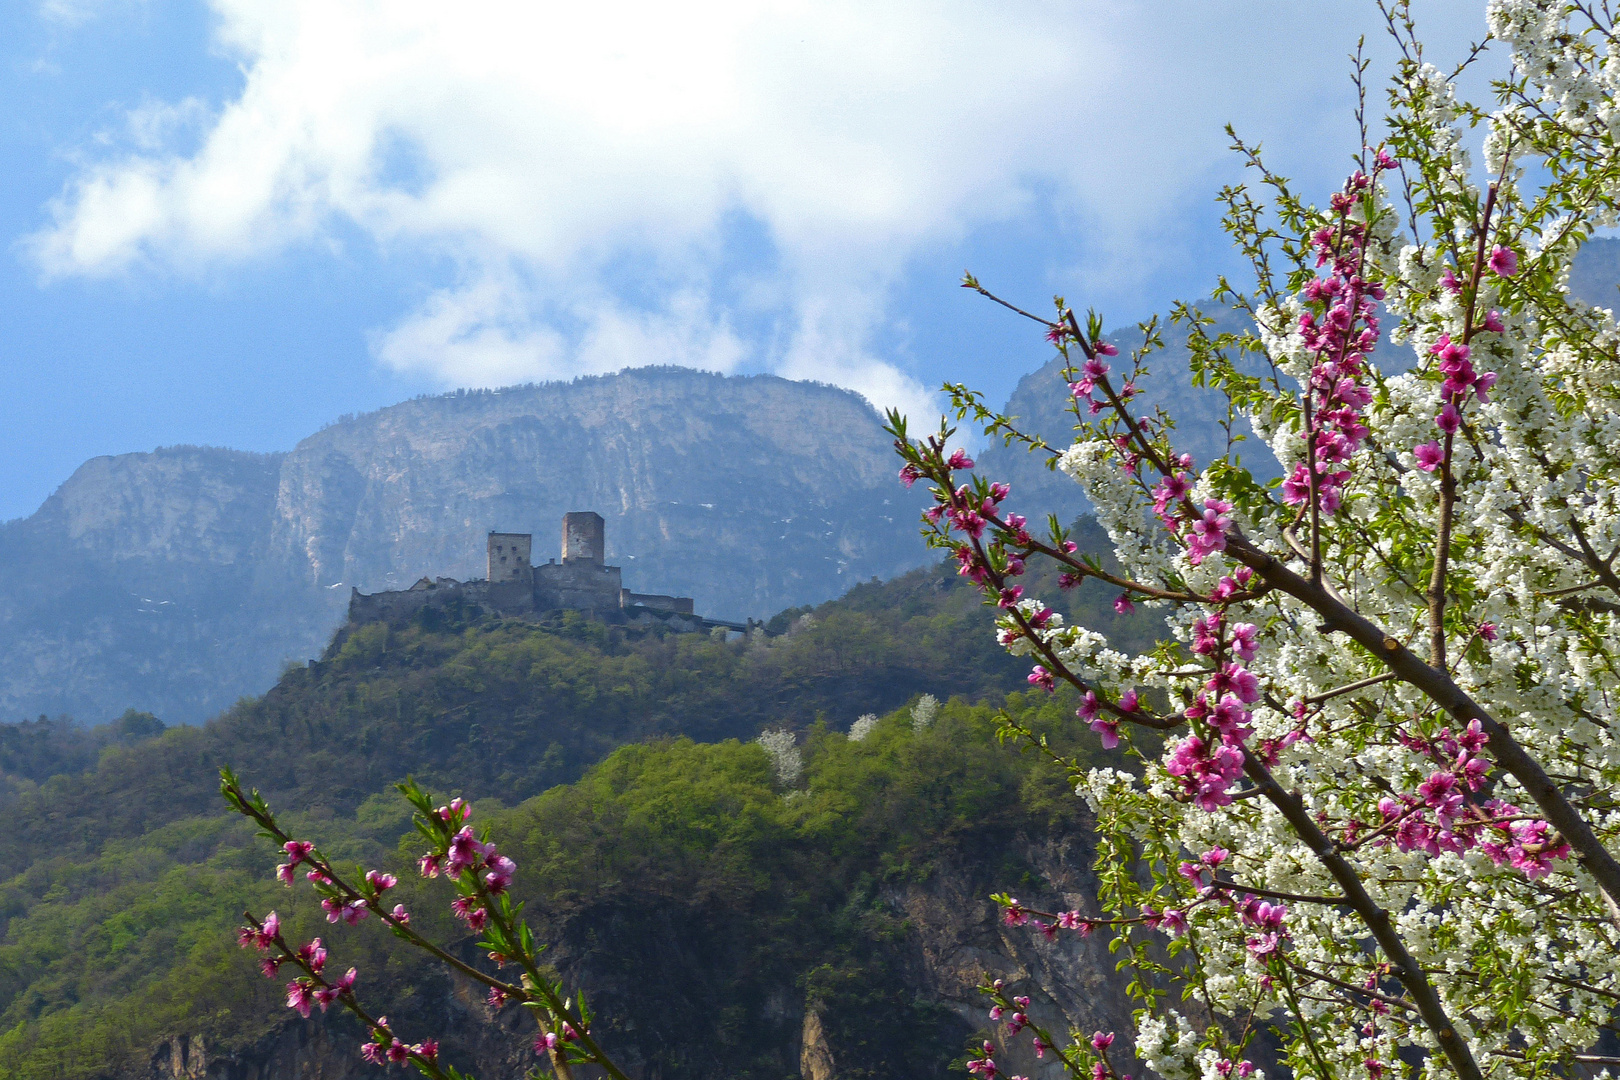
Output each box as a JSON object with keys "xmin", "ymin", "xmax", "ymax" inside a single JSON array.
[
  {"xmin": 0, "ymin": 369, "xmax": 928, "ymax": 725},
  {"xmin": 131, "ymin": 834, "xmax": 1136, "ymax": 1080}
]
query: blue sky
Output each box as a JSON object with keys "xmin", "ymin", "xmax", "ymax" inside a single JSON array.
[{"xmin": 0, "ymin": 1, "xmax": 1489, "ymax": 521}]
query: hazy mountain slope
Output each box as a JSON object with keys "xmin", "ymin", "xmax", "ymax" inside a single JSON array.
[
  {"xmin": 0, "ymin": 446, "xmax": 333, "ymax": 725},
  {"xmin": 0, "ymin": 369, "xmax": 929, "ymax": 725}
]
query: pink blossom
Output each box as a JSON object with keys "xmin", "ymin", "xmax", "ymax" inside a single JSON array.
[
  {"xmin": 1245, "ymin": 932, "xmax": 1282, "ymax": 958},
  {"xmin": 283, "ymin": 840, "xmax": 314, "ymax": 864},
  {"xmin": 386, "ymin": 1041, "xmax": 410, "ymax": 1064},
  {"xmin": 1186, "ymin": 500, "xmax": 1232, "ymax": 566},
  {"xmin": 1151, "ymin": 473, "xmax": 1191, "ymax": 517},
  {"xmin": 1002, "ymin": 899, "xmax": 1029, "ymax": 927},
  {"xmin": 1436, "ymin": 403, "xmax": 1461, "ymax": 434},
  {"xmin": 418, "ymin": 853, "xmax": 443, "ymax": 878},
  {"xmin": 1092, "ymin": 1032, "xmax": 1115, "ymax": 1051},
  {"xmin": 1118, "ymin": 689, "xmax": 1139, "ymax": 712},
  {"xmin": 485, "ymin": 855, "xmax": 518, "ymax": 893},
  {"xmin": 1489, "ymin": 245, "xmax": 1519, "ymax": 277},
  {"xmin": 447, "ymin": 826, "xmax": 486, "ymax": 875},
  {"xmin": 1210, "ymin": 663, "xmax": 1260, "ymax": 704},
  {"xmin": 1114, "ymin": 594, "xmax": 1135, "ymax": 615},
  {"xmin": 1482, "ymin": 309, "xmax": 1505, "ymax": 333},
  {"xmin": 898, "ymin": 464, "xmax": 922, "ymax": 488},
  {"xmin": 1090, "ymin": 719, "xmax": 1120, "ymax": 750},
  {"xmin": 946, "ymin": 449, "xmax": 975, "ymax": 471},
  {"xmin": 365, "ymin": 870, "xmax": 397, "ymax": 894},
  {"xmin": 361, "ymin": 1042, "xmax": 388, "ymax": 1065},
  {"xmin": 1440, "ymin": 267, "xmax": 1460, "ymax": 293},
  {"xmin": 1191, "ymin": 614, "xmax": 1222, "ymax": 656},
  {"xmin": 1094, "ymin": 340, "xmax": 1119, "ymax": 357},
  {"xmin": 1230, "ymin": 623, "xmax": 1258, "ymax": 662},
  {"xmin": 297, "ymin": 938, "xmax": 327, "ymax": 972},
  {"xmin": 1027, "ymin": 666, "xmax": 1056, "ymax": 692},
  {"xmin": 390, "ymin": 904, "xmax": 410, "ymax": 924},
  {"xmin": 536, "ymin": 1032, "xmax": 560, "ymax": 1053},
  {"xmin": 1413, "ymin": 442, "xmax": 1443, "ymax": 472},
  {"xmin": 286, "ymin": 980, "xmax": 316, "ymax": 1018}
]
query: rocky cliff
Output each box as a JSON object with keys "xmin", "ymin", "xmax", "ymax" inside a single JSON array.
[{"xmin": 0, "ymin": 368, "xmax": 929, "ymax": 725}]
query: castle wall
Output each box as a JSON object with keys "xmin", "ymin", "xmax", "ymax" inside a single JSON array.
[
  {"xmin": 562, "ymin": 512, "xmax": 604, "ymax": 564},
  {"xmin": 348, "ymin": 579, "xmax": 491, "ymax": 624},
  {"xmin": 536, "ymin": 559, "xmax": 622, "ymax": 613},
  {"xmin": 622, "ymin": 591, "xmax": 694, "ymax": 615},
  {"xmin": 488, "ymin": 533, "xmax": 533, "ymax": 584},
  {"xmin": 350, "ymin": 512, "xmax": 719, "ymax": 632}
]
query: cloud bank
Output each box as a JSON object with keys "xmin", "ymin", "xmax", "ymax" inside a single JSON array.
[{"xmin": 26, "ymin": 1, "xmax": 1486, "ymax": 420}]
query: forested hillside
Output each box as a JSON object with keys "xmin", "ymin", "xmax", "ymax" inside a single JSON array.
[{"xmin": 0, "ymin": 531, "xmax": 1149, "ymax": 1079}]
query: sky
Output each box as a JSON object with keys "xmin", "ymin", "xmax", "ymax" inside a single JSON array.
[{"xmin": 0, "ymin": 1, "xmax": 1493, "ymax": 522}]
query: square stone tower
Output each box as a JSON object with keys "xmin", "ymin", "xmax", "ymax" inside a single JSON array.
[
  {"xmin": 561, "ymin": 511, "xmax": 605, "ymax": 564},
  {"xmin": 487, "ymin": 532, "xmax": 533, "ymax": 583}
]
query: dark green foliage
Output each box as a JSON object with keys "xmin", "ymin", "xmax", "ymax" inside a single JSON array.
[
  {"xmin": 0, "ymin": 536, "xmax": 1139, "ymax": 1079},
  {"xmin": 0, "ymin": 709, "xmax": 166, "ymax": 803}
]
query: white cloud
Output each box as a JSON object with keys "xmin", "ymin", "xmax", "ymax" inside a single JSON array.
[{"xmin": 25, "ymin": 0, "xmax": 1488, "ymax": 422}]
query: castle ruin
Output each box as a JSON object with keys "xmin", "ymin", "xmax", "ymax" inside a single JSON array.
[{"xmin": 349, "ymin": 512, "xmax": 743, "ymax": 632}]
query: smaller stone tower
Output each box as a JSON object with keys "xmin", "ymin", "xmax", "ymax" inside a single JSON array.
[
  {"xmin": 487, "ymin": 532, "xmax": 533, "ymax": 584},
  {"xmin": 561, "ymin": 512, "xmax": 605, "ymax": 564}
]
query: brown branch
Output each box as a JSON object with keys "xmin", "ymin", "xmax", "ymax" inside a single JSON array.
[
  {"xmin": 1304, "ymin": 672, "xmax": 1397, "ymax": 705},
  {"xmin": 1224, "ymin": 530, "xmax": 1620, "ymax": 923},
  {"xmin": 1240, "ymin": 751, "xmax": 1485, "ymax": 1080}
]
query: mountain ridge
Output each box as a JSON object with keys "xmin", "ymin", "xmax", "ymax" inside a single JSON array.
[{"xmin": 0, "ymin": 367, "xmax": 931, "ymax": 724}]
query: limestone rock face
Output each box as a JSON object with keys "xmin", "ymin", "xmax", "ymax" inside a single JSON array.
[{"xmin": 0, "ymin": 368, "xmax": 929, "ymax": 725}]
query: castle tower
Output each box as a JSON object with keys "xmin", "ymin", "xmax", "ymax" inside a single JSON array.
[
  {"xmin": 561, "ymin": 511, "xmax": 604, "ymax": 564},
  {"xmin": 487, "ymin": 532, "xmax": 533, "ymax": 583}
]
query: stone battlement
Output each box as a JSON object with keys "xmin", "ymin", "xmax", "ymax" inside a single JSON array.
[{"xmin": 348, "ymin": 512, "xmax": 745, "ymax": 633}]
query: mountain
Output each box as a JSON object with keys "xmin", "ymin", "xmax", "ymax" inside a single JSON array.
[{"xmin": 0, "ymin": 368, "xmax": 932, "ymax": 725}]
